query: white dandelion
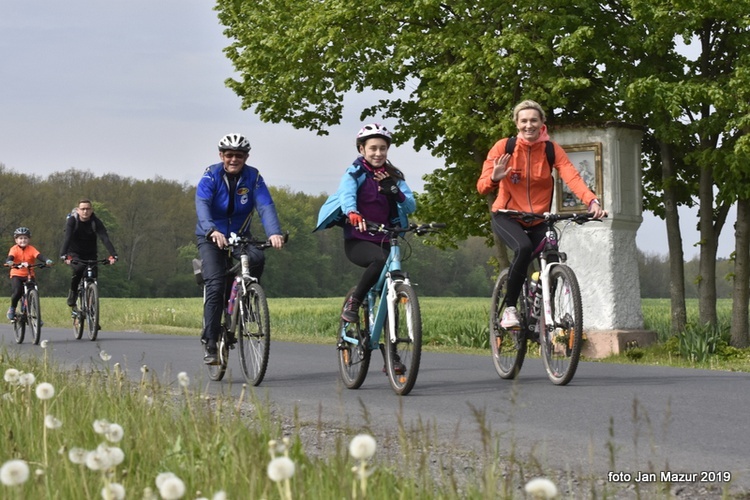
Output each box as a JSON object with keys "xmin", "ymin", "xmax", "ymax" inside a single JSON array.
[
  {"xmin": 99, "ymin": 350, "xmax": 112, "ymax": 362},
  {"xmin": 177, "ymin": 372, "xmax": 190, "ymax": 388},
  {"xmin": 212, "ymin": 492, "xmax": 227, "ymax": 500},
  {"xmin": 68, "ymin": 447, "xmax": 88, "ymax": 465},
  {"xmin": 93, "ymin": 419, "xmax": 111, "ymax": 434},
  {"xmin": 349, "ymin": 434, "xmax": 377, "ymax": 460},
  {"xmin": 101, "ymin": 482, "xmax": 126, "ymax": 500},
  {"xmin": 155, "ymin": 472, "xmax": 177, "ymax": 489},
  {"xmin": 18, "ymin": 372, "xmax": 36, "ymax": 386},
  {"xmin": 157, "ymin": 475, "xmax": 186, "ymax": 500},
  {"xmin": 35, "ymin": 382, "xmax": 55, "ymax": 400},
  {"xmin": 4, "ymin": 368, "xmax": 20, "ymax": 384},
  {"xmin": 44, "ymin": 414, "xmax": 63, "ymax": 429},
  {"xmin": 105, "ymin": 423, "xmax": 124, "ymax": 443},
  {"xmin": 0, "ymin": 459, "xmax": 30, "ymax": 486},
  {"xmin": 85, "ymin": 449, "xmax": 110, "ymax": 471},
  {"xmin": 140, "ymin": 365, "xmax": 149, "ymax": 374},
  {"xmin": 267, "ymin": 456, "xmax": 295, "ymax": 482},
  {"xmin": 97, "ymin": 443, "xmax": 125, "ymax": 467},
  {"xmin": 40, "ymin": 339, "xmax": 48, "ymax": 348},
  {"xmin": 524, "ymin": 477, "xmax": 559, "ymax": 499}
]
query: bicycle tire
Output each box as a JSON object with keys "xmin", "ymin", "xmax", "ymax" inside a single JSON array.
[
  {"xmin": 489, "ymin": 269, "xmax": 527, "ymax": 379},
  {"xmin": 540, "ymin": 265, "xmax": 583, "ymax": 385},
  {"xmin": 238, "ymin": 283, "xmax": 271, "ymax": 386},
  {"xmin": 28, "ymin": 289, "xmax": 41, "ymax": 345},
  {"xmin": 337, "ymin": 287, "xmax": 371, "ymax": 389},
  {"xmin": 384, "ymin": 282, "xmax": 422, "ymax": 395},
  {"xmin": 13, "ymin": 303, "xmax": 25, "ymax": 344},
  {"xmin": 73, "ymin": 288, "xmax": 84, "ymax": 340},
  {"xmin": 86, "ymin": 283, "xmax": 99, "ymax": 341}
]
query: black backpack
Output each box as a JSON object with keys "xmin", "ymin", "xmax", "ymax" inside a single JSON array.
[
  {"xmin": 64, "ymin": 209, "xmax": 96, "ymax": 233},
  {"xmin": 505, "ymin": 136, "xmax": 556, "ymax": 169}
]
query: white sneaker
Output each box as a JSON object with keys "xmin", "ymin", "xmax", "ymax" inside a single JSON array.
[{"xmin": 500, "ymin": 306, "xmax": 521, "ymax": 328}]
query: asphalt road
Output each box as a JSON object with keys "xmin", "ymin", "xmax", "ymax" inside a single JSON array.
[{"xmin": 2, "ymin": 324, "xmax": 749, "ymax": 491}]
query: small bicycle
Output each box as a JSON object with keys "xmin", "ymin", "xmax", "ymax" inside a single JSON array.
[
  {"xmin": 198, "ymin": 233, "xmax": 287, "ymax": 386},
  {"xmin": 337, "ymin": 222, "xmax": 445, "ymax": 396},
  {"xmin": 490, "ymin": 210, "xmax": 604, "ymax": 385},
  {"xmin": 70, "ymin": 258, "xmax": 111, "ymax": 341},
  {"xmin": 7, "ymin": 263, "xmax": 47, "ymax": 345}
]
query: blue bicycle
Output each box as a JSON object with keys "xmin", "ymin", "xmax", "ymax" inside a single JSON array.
[{"xmin": 337, "ymin": 222, "xmax": 445, "ymax": 395}]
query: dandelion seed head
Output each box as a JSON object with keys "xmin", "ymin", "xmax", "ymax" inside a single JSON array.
[
  {"xmin": 68, "ymin": 447, "xmax": 88, "ymax": 464},
  {"xmin": 97, "ymin": 443, "xmax": 125, "ymax": 466},
  {"xmin": 267, "ymin": 456, "xmax": 295, "ymax": 482},
  {"xmin": 349, "ymin": 434, "xmax": 377, "ymax": 460},
  {"xmin": 105, "ymin": 423, "xmax": 124, "ymax": 443},
  {"xmin": 99, "ymin": 350, "xmax": 112, "ymax": 361},
  {"xmin": 44, "ymin": 414, "xmax": 63, "ymax": 429},
  {"xmin": 155, "ymin": 472, "xmax": 177, "ymax": 489},
  {"xmin": 18, "ymin": 372, "xmax": 36, "ymax": 386},
  {"xmin": 158, "ymin": 475, "xmax": 186, "ymax": 500},
  {"xmin": 101, "ymin": 482, "xmax": 126, "ymax": 500},
  {"xmin": 524, "ymin": 477, "xmax": 559, "ymax": 499},
  {"xmin": 2, "ymin": 392, "xmax": 12, "ymax": 401},
  {"xmin": 85, "ymin": 449, "xmax": 110, "ymax": 471},
  {"xmin": 0, "ymin": 459, "xmax": 30, "ymax": 486},
  {"xmin": 177, "ymin": 372, "xmax": 190, "ymax": 388},
  {"xmin": 40, "ymin": 339, "xmax": 48, "ymax": 348},
  {"xmin": 35, "ymin": 468, "xmax": 44, "ymax": 477},
  {"xmin": 142, "ymin": 487, "xmax": 157, "ymax": 500},
  {"xmin": 4, "ymin": 368, "xmax": 20, "ymax": 384},
  {"xmin": 35, "ymin": 382, "xmax": 55, "ymax": 400},
  {"xmin": 212, "ymin": 491, "xmax": 227, "ymax": 500},
  {"xmin": 140, "ymin": 365, "xmax": 149, "ymax": 374},
  {"xmin": 93, "ymin": 419, "xmax": 111, "ymax": 434}
]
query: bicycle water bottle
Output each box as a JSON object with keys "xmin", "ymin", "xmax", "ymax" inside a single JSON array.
[
  {"xmin": 240, "ymin": 254, "xmax": 251, "ymax": 280},
  {"xmin": 530, "ymin": 271, "xmax": 542, "ymax": 317},
  {"xmin": 227, "ymin": 278, "xmax": 241, "ymax": 315}
]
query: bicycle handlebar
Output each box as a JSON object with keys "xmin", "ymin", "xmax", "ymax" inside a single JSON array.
[
  {"xmin": 499, "ymin": 210, "xmax": 607, "ymax": 225},
  {"xmin": 5, "ymin": 263, "xmax": 50, "ymax": 269},
  {"xmin": 364, "ymin": 221, "xmax": 447, "ymax": 235},
  {"xmin": 226, "ymin": 231, "xmax": 290, "ymax": 250},
  {"xmin": 69, "ymin": 258, "xmax": 113, "ymax": 266}
]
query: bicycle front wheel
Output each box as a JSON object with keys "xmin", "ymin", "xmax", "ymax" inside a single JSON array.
[
  {"xmin": 28, "ymin": 289, "xmax": 41, "ymax": 345},
  {"xmin": 337, "ymin": 287, "xmax": 371, "ymax": 389},
  {"xmin": 13, "ymin": 306, "xmax": 25, "ymax": 344},
  {"xmin": 385, "ymin": 283, "xmax": 422, "ymax": 396},
  {"xmin": 86, "ymin": 283, "xmax": 99, "ymax": 341},
  {"xmin": 489, "ymin": 269, "xmax": 527, "ymax": 379},
  {"xmin": 73, "ymin": 289, "xmax": 84, "ymax": 340},
  {"xmin": 540, "ymin": 265, "xmax": 583, "ymax": 386},
  {"xmin": 238, "ymin": 283, "xmax": 270, "ymax": 386}
]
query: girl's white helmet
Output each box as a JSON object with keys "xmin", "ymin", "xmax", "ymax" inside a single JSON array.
[
  {"xmin": 355, "ymin": 123, "xmax": 392, "ymax": 150},
  {"xmin": 218, "ymin": 133, "xmax": 251, "ymax": 152}
]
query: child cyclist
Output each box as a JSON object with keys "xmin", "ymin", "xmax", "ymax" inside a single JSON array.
[
  {"xmin": 315, "ymin": 123, "xmax": 416, "ymax": 372},
  {"xmin": 5, "ymin": 227, "xmax": 54, "ymax": 320}
]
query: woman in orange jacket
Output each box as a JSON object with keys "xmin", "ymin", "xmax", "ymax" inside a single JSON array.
[{"xmin": 477, "ymin": 100, "xmax": 606, "ymax": 328}]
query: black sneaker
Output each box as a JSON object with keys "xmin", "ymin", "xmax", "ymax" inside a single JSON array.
[
  {"xmin": 341, "ymin": 296, "xmax": 361, "ymax": 323},
  {"xmin": 203, "ymin": 347, "xmax": 219, "ymax": 365}
]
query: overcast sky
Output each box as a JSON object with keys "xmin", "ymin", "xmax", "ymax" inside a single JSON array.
[{"xmin": 0, "ymin": 1, "xmax": 735, "ymax": 259}]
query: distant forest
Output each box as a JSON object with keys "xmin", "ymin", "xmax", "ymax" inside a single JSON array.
[{"xmin": 0, "ymin": 167, "xmax": 733, "ymax": 299}]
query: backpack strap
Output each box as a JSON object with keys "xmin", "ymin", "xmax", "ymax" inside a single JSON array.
[{"xmin": 505, "ymin": 136, "xmax": 555, "ymax": 169}]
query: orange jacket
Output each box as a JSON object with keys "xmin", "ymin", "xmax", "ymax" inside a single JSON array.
[
  {"xmin": 477, "ymin": 137, "xmax": 597, "ymax": 223},
  {"xmin": 6, "ymin": 245, "xmax": 42, "ymax": 278}
]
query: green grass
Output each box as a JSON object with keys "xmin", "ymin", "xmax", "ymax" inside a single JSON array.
[{"xmin": 35, "ymin": 296, "xmax": 750, "ymax": 371}]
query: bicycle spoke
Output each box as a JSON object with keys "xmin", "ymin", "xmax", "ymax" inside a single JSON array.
[
  {"xmin": 489, "ymin": 270, "xmax": 527, "ymax": 379},
  {"xmin": 541, "ymin": 266, "xmax": 583, "ymax": 385},
  {"xmin": 337, "ymin": 287, "xmax": 371, "ymax": 389}
]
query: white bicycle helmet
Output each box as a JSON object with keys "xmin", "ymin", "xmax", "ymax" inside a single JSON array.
[
  {"xmin": 355, "ymin": 123, "xmax": 392, "ymax": 150},
  {"xmin": 13, "ymin": 227, "xmax": 31, "ymax": 237},
  {"xmin": 218, "ymin": 133, "xmax": 251, "ymax": 152}
]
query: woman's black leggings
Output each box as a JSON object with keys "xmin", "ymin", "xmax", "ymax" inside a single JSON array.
[
  {"xmin": 344, "ymin": 238, "xmax": 389, "ymax": 302},
  {"xmin": 490, "ymin": 212, "xmax": 548, "ymax": 307}
]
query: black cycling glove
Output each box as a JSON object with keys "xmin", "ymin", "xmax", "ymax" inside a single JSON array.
[{"xmin": 379, "ymin": 177, "xmax": 399, "ymax": 195}]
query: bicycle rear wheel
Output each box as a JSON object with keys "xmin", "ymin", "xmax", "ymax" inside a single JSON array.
[
  {"xmin": 385, "ymin": 283, "xmax": 422, "ymax": 396},
  {"xmin": 238, "ymin": 283, "xmax": 270, "ymax": 386},
  {"xmin": 489, "ymin": 269, "xmax": 527, "ymax": 379},
  {"xmin": 27, "ymin": 289, "xmax": 41, "ymax": 345},
  {"xmin": 73, "ymin": 289, "xmax": 84, "ymax": 340},
  {"xmin": 337, "ymin": 287, "xmax": 371, "ymax": 389},
  {"xmin": 13, "ymin": 306, "xmax": 25, "ymax": 344},
  {"xmin": 86, "ymin": 283, "xmax": 99, "ymax": 341},
  {"xmin": 540, "ymin": 265, "xmax": 583, "ymax": 386}
]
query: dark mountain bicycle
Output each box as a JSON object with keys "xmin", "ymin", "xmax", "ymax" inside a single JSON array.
[
  {"xmin": 337, "ymin": 222, "xmax": 445, "ymax": 396},
  {"xmin": 70, "ymin": 258, "xmax": 112, "ymax": 341},
  {"xmin": 490, "ymin": 210, "xmax": 604, "ymax": 385},
  {"xmin": 197, "ymin": 232, "xmax": 288, "ymax": 386},
  {"xmin": 6, "ymin": 263, "xmax": 48, "ymax": 345}
]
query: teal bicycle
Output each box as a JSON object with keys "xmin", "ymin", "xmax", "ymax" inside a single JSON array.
[{"xmin": 337, "ymin": 222, "xmax": 445, "ymax": 396}]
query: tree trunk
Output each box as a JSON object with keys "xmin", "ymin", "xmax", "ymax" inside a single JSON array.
[
  {"xmin": 659, "ymin": 141, "xmax": 687, "ymax": 334},
  {"xmin": 697, "ymin": 161, "xmax": 718, "ymax": 326},
  {"xmin": 731, "ymin": 198, "xmax": 750, "ymax": 347}
]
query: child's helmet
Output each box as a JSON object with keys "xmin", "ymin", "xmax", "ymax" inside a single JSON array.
[
  {"xmin": 13, "ymin": 227, "xmax": 31, "ymax": 237},
  {"xmin": 355, "ymin": 123, "xmax": 392, "ymax": 151}
]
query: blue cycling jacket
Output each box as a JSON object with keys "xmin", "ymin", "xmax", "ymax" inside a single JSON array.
[{"xmin": 195, "ymin": 163, "xmax": 282, "ymax": 239}]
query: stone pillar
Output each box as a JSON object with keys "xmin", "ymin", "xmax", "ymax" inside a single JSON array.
[{"xmin": 551, "ymin": 123, "xmax": 656, "ymax": 358}]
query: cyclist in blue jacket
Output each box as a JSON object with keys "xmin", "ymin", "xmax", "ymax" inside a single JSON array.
[{"xmin": 195, "ymin": 133, "xmax": 285, "ymax": 364}]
